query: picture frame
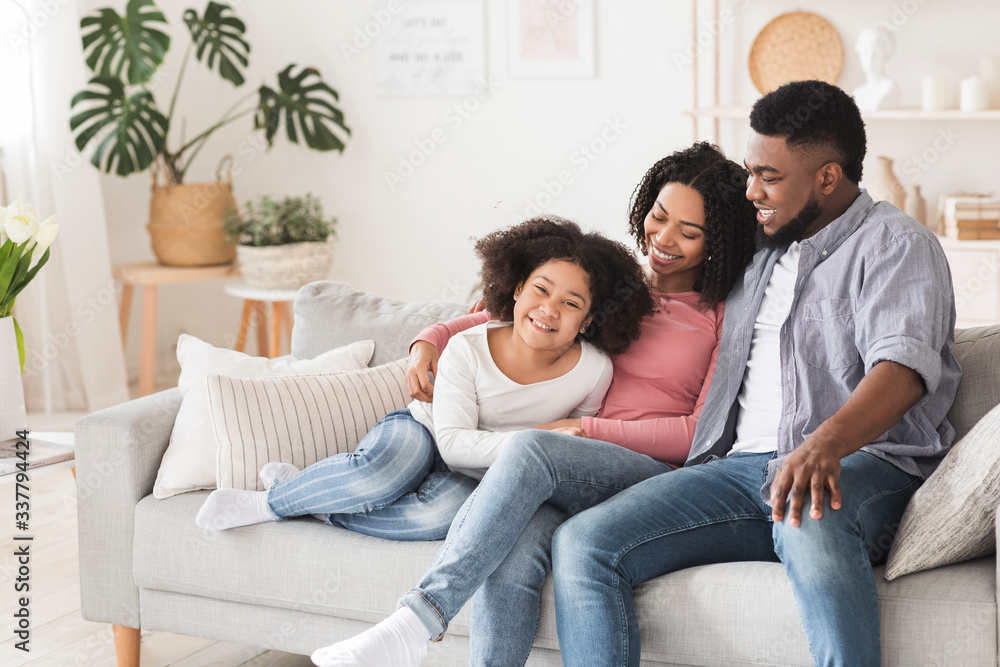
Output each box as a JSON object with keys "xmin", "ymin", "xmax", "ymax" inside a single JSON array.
[
  {"xmin": 506, "ymin": 0, "xmax": 595, "ymax": 78},
  {"xmin": 377, "ymin": 1, "xmax": 487, "ymax": 96}
]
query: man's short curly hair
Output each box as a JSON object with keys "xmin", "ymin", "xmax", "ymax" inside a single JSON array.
[
  {"xmin": 749, "ymin": 80, "xmax": 867, "ymax": 183},
  {"xmin": 627, "ymin": 142, "xmax": 757, "ymax": 307},
  {"xmin": 475, "ymin": 216, "xmax": 655, "ymax": 356}
]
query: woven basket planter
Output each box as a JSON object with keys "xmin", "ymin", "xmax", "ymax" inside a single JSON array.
[
  {"xmin": 146, "ymin": 157, "xmax": 237, "ymax": 267},
  {"xmin": 236, "ymin": 239, "xmax": 335, "ymax": 289}
]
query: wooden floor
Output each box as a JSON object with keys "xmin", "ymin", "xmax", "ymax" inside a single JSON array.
[{"xmin": 0, "ymin": 468, "xmax": 313, "ymax": 667}]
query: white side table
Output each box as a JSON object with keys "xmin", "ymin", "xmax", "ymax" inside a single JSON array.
[{"xmin": 223, "ymin": 282, "xmax": 298, "ymax": 358}]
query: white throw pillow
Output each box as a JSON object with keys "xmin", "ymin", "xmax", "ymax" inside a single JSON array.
[
  {"xmin": 207, "ymin": 359, "xmax": 409, "ymax": 491},
  {"xmin": 884, "ymin": 400, "xmax": 1000, "ymax": 580},
  {"xmin": 152, "ymin": 334, "xmax": 374, "ymax": 499}
]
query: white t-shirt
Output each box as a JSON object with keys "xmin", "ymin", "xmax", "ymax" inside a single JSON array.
[
  {"xmin": 729, "ymin": 242, "xmax": 801, "ymax": 456},
  {"xmin": 409, "ymin": 322, "xmax": 613, "ymax": 480}
]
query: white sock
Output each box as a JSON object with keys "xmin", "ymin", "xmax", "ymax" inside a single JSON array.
[
  {"xmin": 310, "ymin": 606, "xmax": 432, "ymax": 667},
  {"xmin": 195, "ymin": 488, "xmax": 279, "ymax": 530},
  {"xmin": 260, "ymin": 461, "xmax": 300, "ymax": 489}
]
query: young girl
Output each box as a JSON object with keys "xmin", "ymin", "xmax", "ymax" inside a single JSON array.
[
  {"xmin": 195, "ymin": 216, "xmax": 654, "ymax": 541},
  {"xmin": 311, "ymin": 142, "xmax": 757, "ymax": 667}
]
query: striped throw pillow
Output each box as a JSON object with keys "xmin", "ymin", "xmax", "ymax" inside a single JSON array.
[{"xmin": 207, "ymin": 358, "xmax": 410, "ymax": 491}]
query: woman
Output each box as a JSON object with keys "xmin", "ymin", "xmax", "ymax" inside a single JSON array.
[{"xmin": 311, "ymin": 142, "xmax": 758, "ymax": 667}]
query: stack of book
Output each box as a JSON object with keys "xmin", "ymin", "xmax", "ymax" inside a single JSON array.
[{"xmin": 939, "ymin": 194, "xmax": 1000, "ymax": 240}]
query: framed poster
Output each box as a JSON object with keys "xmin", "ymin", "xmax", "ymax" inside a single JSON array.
[
  {"xmin": 377, "ymin": 2, "xmax": 486, "ymax": 96},
  {"xmin": 507, "ymin": 0, "xmax": 595, "ymax": 78}
]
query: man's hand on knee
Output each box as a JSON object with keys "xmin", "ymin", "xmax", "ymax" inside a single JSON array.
[{"xmin": 771, "ymin": 441, "xmax": 843, "ymax": 527}]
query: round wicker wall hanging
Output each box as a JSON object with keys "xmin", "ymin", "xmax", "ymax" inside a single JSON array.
[{"xmin": 748, "ymin": 11, "xmax": 843, "ymax": 95}]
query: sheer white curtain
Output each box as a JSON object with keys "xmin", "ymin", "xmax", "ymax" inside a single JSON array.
[{"xmin": 0, "ymin": 0, "xmax": 129, "ymax": 414}]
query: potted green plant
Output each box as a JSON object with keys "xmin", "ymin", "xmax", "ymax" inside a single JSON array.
[
  {"xmin": 69, "ymin": 0, "xmax": 350, "ymax": 266},
  {"xmin": 224, "ymin": 194, "xmax": 336, "ymax": 289}
]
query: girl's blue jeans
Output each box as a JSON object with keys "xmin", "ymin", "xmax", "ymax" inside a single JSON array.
[
  {"xmin": 398, "ymin": 430, "xmax": 672, "ymax": 666},
  {"xmin": 266, "ymin": 409, "xmax": 478, "ymax": 541}
]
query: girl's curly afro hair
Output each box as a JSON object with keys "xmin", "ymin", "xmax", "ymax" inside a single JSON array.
[
  {"xmin": 475, "ymin": 216, "xmax": 655, "ymax": 357},
  {"xmin": 627, "ymin": 142, "xmax": 757, "ymax": 308}
]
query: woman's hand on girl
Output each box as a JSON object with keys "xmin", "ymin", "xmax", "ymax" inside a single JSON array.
[
  {"xmin": 534, "ymin": 419, "xmax": 586, "ymax": 438},
  {"xmin": 407, "ymin": 341, "xmax": 440, "ymax": 402}
]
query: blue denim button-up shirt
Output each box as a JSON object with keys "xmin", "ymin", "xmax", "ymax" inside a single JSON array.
[{"xmin": 687, "ymin": 190, "xmax": 962, "ymax": 502}]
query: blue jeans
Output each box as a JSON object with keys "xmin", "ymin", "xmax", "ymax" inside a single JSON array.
[
  {"xmin": 266, "ymin": 409, "xmax": 478, "ymax": 541},
  {"xmin": 552, "ymin": 451, "xmax": 921, "ymax": 667},
  {"xmin": 398, "ymin": 430, "xmax": 672, "ymax": 666}
]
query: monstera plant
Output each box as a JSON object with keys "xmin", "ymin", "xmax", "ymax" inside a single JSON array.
[{"xmin": 69, "ymin": 0, "xmax": 350, "ymax": 185}]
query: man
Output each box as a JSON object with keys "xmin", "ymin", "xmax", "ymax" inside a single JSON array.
[{"xmin": 551, "ymin": 80, "xmax": 961, "ymax": 667}]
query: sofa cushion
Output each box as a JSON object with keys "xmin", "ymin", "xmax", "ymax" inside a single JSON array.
[
  {"xmin": 208, "ymin": 359, "xmax": 410, "ymax": 491},
  {"xmin": 885, "ymin": 399, "xmax": 1000, "ymax": 580},
  {"xmin": 134, "ymin": 493, "xmax": 997, "ymax": 666},
  {"xmin": 949, "ymin": 325, "xmax": 1000, "ymax": 442},
  {"xmin": 291, "ymin": 281, "xmax": 468, "ymax": 366},
  {"xmin": 152, "ymin": 335, "xmax": 375, "ymax": 499}
]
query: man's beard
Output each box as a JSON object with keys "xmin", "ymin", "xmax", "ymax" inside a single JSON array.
[{"xmin": 757, "ymin": 195, "xmax": 822, "ymax": 249}]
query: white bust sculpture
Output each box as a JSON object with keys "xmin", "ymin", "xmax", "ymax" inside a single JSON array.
[{"xmin": 853, "ymin": 26, "xmax": 900, "ymax": 111}]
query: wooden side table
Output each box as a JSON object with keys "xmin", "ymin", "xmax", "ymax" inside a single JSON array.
[
  {"xmin": 114, "ymin": 262, "xmax": 237, "ymax": 396},
  {"xmin": 223, "ymin": 282, "xmax": 298, "ymax": 358}
]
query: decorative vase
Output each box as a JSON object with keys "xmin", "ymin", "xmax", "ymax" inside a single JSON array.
[
  {"xmin": 236, "ymin": 239, "xmax": 336, "ymax": 289},
  {"xmin": 0, "ymin": 317, "xmax": 26, "ymax": 438},
  {"xmin": 905, "ymin": 185, "xmax": 930, "ymax": 230},
  {"xmin": 979, "ymin": 56, "xmax": 1000, "ymax": 108},
  {"xmin": 146, "ymin": 156, "xmax": 237, "ymax": 267},
  {"xmin": 866, "ymin": 156, "xmax": 906, "ymax": 210}
]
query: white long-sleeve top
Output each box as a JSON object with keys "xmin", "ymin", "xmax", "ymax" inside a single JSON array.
[{"xmin": 408, "ymin": 322, "xmax": 613, "ymax": 480}]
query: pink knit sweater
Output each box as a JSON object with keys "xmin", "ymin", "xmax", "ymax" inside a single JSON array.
[{"xmin": 411, "ymin": 291, "xmax": 723, "ymax": 467}]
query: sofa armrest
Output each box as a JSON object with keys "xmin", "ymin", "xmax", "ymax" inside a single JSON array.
[{"xmin": 75, "ymin": 388, "xmax": 181, "ymax": 627}]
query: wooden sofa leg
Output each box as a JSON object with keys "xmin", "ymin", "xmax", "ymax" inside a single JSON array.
[{"xmin": 113, "ymin": 624, "xmax": 140, "ymax": 667}]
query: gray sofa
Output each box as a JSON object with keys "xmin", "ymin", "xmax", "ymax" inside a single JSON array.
[{"xmin": 77, "ymin": 281, "xmax": 1000, "ymax": 666}]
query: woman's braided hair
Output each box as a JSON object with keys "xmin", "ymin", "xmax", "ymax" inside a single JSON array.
[{"xmin": 627, "ymin": 142, "xmax": 757, "ymax": 307}]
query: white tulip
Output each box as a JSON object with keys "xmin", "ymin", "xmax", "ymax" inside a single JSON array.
[
  {"xmin": 30, "ymin": 215, "xmax": 58, "ymax": 264},
  {"xmin": 2, "ymin": 199, "xmax": 39, "ymax": 244}
]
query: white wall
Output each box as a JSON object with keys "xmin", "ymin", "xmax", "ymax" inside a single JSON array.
[{"xmin": 78, "ymin": 0, "xmax": 1000, "ymax": 383}]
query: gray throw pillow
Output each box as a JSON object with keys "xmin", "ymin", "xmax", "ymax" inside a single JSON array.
[
  {"xmin": 291, "ymin": 281, "xmax": 468, "ymax": 366},
  {"xmin": 884, "ymin": 400, "xmax": 1000, "ymax": 580}
]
